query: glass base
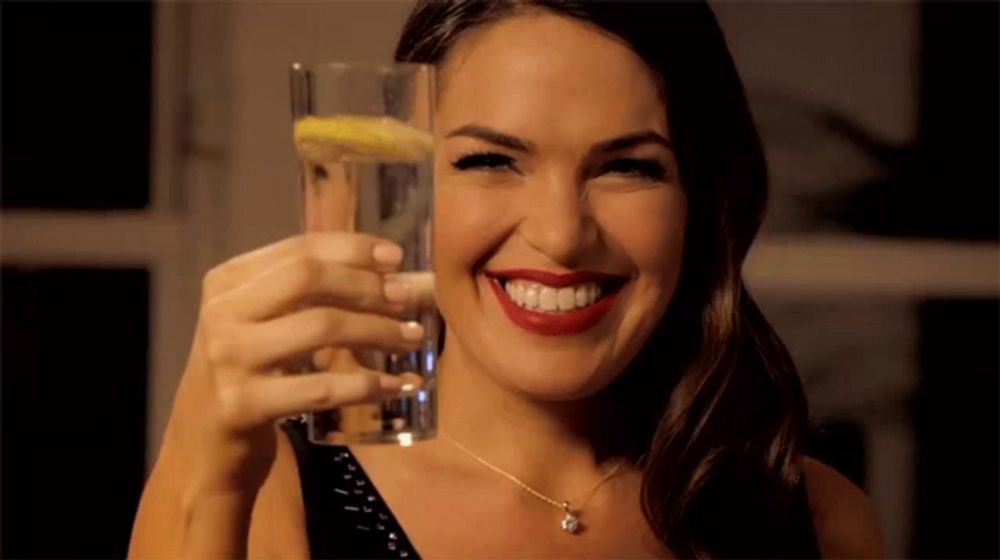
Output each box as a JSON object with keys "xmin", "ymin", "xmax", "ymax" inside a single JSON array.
[
  {"xmin": 306, "ymin": 386, "xmax": 436, "ymax": 446},
  {"xmin": 308, "ymin": 427, "xmax": 438, "ymax": 447}
]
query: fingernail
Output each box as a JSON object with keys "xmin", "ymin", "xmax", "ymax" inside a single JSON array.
[
  {"xmin": 400, "ymin": 321, "xmax": 425, "ymax": 341},
  {"xmin": 383, "ymin": 280, "xmax": 411, "ymax": 303},
  {"xmin": 373, "ymin": 243, "xmax": 403, "ymax": 266},
  {"xmin": 379, "ymin": 375, "xmax": 404, "ymax": 392}
]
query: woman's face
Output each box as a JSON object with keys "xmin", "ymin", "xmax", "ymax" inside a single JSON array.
[{"xmin": 433, "ymin": 12, "xmax": 687, "ymax": 400}]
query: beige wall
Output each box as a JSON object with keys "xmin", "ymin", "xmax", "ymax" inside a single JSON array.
[{"xmin": 713, "ymin": 2, "xmax": 919, "ymax": 144}]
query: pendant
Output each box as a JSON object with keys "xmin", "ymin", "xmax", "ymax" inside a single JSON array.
[
  {"xmin": 560, "ymin": 512, "xmax": 580, "ymax": 534},
  {"xmin": 559, "ymin": 502, "xmax": 580, "ymax": 534}
]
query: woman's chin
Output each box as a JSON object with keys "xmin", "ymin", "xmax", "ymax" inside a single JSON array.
[{"xmin": 483, "ymin": 358, "xmax": 616, "ymax": 402}]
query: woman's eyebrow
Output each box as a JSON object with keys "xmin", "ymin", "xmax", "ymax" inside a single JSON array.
[
  {"xmin": 592, "ymin": 130, "xmax": 674, "ymax": 154},
  {"xmin": 445, "ymin": 124, "xmax": 536, "ymax": 152},
  {"xmin": 444, "ymin": 124, "xmax": 674, "ymax": 154}
]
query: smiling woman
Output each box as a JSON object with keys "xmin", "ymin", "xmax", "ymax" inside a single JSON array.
[{"xmin": 129, "ymin": 1, "xmax": 883, "ymax": 559}]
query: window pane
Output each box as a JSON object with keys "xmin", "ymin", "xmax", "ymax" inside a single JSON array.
[
  {"xmin": 1, "ymin": 266, "xmax": 149, "ymax": 558},
  {"xmin": 1, "ymin": 1, "xmax": 152, "ymax": 210}
]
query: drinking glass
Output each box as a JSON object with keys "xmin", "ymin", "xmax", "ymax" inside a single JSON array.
[{"xmin": 289, "ymin": 62, "xmax": 437, "ymax": 445}]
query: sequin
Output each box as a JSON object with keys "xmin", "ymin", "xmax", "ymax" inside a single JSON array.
[{"xmin": 291, "ymin": 438, "xmax": 419, "ymax": 558}]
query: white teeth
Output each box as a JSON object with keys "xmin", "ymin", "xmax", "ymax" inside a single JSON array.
[
  {"xmin": 557, "ymin": 287, "xmax": 576, "ymax": 311},
  {"xmin": 538, "ymin": 287, "xmax": 558, "ymax": 311},
  {"xmin": 501, "ymin": 279, "xmax": 606, "ymax": 313},
  {"xmin": 524, "ymin": 284, "xmax": 539, "ymax": 309}
]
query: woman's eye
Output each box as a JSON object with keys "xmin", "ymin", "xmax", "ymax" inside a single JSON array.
[
  {"xmin": 599, "ymin": 158, "xmax": 668, "ymax": 181},
  {"xmin": 451, "ymin": 152, "xmax": 516, "ymax": 171}
]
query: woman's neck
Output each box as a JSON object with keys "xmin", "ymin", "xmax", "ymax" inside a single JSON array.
[{"xmin": 433, "ymin": 334, "xmax": 628, "ymax": 499}]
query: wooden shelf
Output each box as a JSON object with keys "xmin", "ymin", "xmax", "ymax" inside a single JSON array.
[{"xmin": 744, "ymin": 233, "xmax": 999, "ymax": 298}]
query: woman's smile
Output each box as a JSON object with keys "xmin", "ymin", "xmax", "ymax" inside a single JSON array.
[{"xmin": 483, "ymin": 268, "xmax": 628, "ymax": 336}]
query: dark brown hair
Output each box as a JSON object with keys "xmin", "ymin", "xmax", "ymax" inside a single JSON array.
[{"xmin": 396, "ymin": 1, "xmax": 819, "ymax": 556}]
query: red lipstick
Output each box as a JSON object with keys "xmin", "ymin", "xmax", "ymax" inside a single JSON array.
[
  {"xmin": 486, "ymin": 268, "xmax": 624, "ymax": 288},
  {"xmin": 484, "ymin": 269, "xmax": 625, "ymax": 336}
]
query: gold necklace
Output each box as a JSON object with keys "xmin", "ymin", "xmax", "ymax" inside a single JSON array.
[{"xmin": 440, "ymin": 431, "xmax": 627, "ymax": 534}]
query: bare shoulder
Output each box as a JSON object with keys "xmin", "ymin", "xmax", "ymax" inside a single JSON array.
[
  {"xmin": 803, "ymin": 457, "xmax": 885, "ymax": 559},
  {"xmin": 247, "ymin": 424, "xmax": 310, "ymax": 559}
]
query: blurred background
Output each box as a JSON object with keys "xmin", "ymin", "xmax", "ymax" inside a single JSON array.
[{"xmin": 1, "ymin": 1, "xmax": 996, "ymax": 557}]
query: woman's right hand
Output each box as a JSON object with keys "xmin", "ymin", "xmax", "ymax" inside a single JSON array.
[{"xmin": 167, "ymin": 232, "xmax": 430, "ymax": 497}]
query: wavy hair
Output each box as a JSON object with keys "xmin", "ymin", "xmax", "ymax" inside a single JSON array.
[{"xmin": 396, "ymin": 1, "xmax": 819, "ymax": 556}]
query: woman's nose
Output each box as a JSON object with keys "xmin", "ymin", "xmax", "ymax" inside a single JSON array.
[{"xmin": 516, "ymin": 171, "xmax": 599, "ymax": 265}]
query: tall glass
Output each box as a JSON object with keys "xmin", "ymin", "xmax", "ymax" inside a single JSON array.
[{"xmin": 290, "ymin": 62, "xmax": 437, "ymax": 446}]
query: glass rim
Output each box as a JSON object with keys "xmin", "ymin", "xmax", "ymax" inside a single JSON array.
[{"xmin": 290, "ymin": 61, "xmax": 434, "ymax": 75}]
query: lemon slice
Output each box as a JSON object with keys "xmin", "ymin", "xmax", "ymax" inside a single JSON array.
[{"xmin": 293, "ymin": 115, "xmax": 433, "ymax": 163}]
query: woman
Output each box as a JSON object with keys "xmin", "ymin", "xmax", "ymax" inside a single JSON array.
[{"xmin": 129, "ymin": 1, "xmax": 884, "ymax": 557}]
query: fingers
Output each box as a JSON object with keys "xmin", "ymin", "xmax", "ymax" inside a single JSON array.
[
  {"xmin": 395, "ymin": 372, "xmax": 424, "ymax": 392},
  {"xmin": 385, "ymin": 270, "xmax": 436, "ymax": 308},
  {"xmin": 234, "ymin": 371, "xmax": 405, "ymax": 426},
  {"xmin": 203, "ymin": 232, "xmax": 404, "ymax": 300},
  {"xmin": 195, "ymin": 233, "xmax": 436, "ymax": 436},
  {"xmin": 311, "ymin": 346, "xmax": 341, "ymax": 371},
  {"xmin": 210, "ymin": 307, "xmax": 425, "ymax": 369},
  {"xmin": 207, "ymin": 255, "xmax": 414, "ymax": 322}
]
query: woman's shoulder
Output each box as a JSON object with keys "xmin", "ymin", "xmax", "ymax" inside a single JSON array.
[{"xmin": 803, "ymin": 456, "xmax": 885, "ymax": 558}]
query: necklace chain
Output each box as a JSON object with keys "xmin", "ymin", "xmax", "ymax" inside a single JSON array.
[{"xmin": 440, "ymin": 430, "xmax": 626, "ymax": 530}]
